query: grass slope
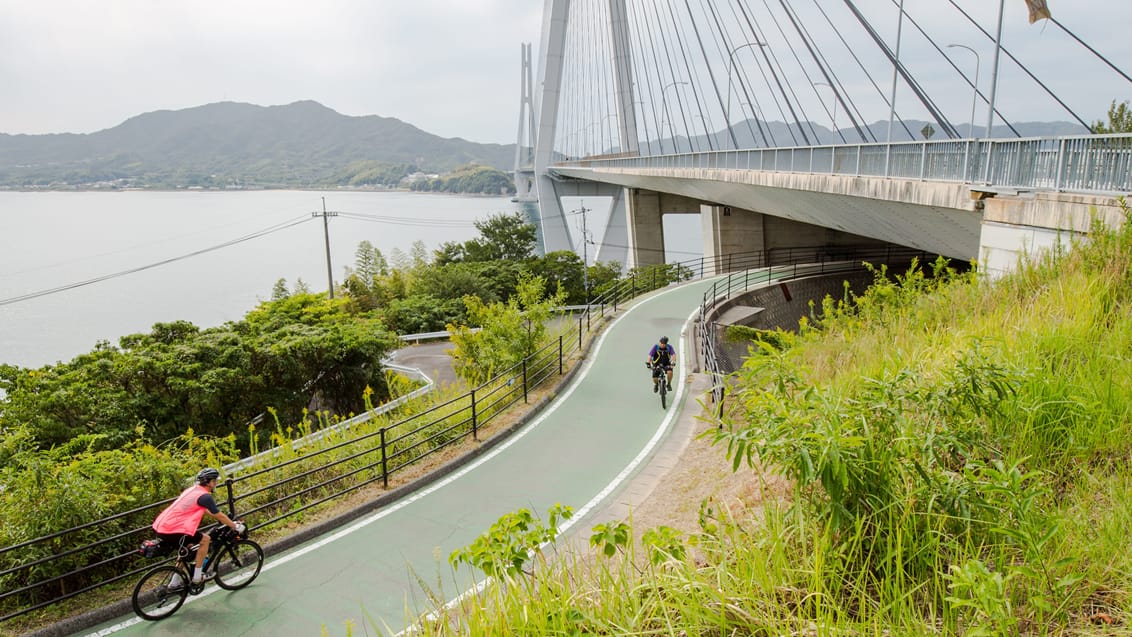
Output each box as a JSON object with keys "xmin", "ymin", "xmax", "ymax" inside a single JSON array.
[{"xmin": 399, "ymin": 203, "xmax": 1132, "ymax": 636}]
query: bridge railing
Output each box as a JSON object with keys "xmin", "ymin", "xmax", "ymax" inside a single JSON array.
[{"xmin": 559, "ymin": 133, "xmax": 1132, "ymax": 195}]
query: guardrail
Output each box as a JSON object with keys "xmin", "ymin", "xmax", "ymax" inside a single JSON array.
[
  {"xmin": 695, "ymin": 246, "xmax": 938, "ymax": 418},
  {"xmin": 0, "ymin": 244, "xmax": 911, "ymax": 626},
  {"xmin": 556, "ymin": 133, "xmax": 1132, "ymax": 195}
]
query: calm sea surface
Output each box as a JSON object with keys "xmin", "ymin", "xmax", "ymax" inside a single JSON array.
[{"xmin": 1, "ymin": 190, "xmax": 702, "ymax": 368}]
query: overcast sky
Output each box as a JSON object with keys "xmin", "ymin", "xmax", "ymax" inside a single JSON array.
[{"xmin": 1, "ymin": 1, "xmax": 1128, "ymax": 144}]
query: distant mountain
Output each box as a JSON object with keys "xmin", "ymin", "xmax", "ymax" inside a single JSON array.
[
  {"xmin": 0, "ymin": 101, "xmax": 516, "ymax": 189},
  {"xmin": 652, "ymin": 118, "xmax": 1090, "ymax": 154}
]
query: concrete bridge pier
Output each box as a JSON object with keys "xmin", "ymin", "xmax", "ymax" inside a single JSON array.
[
  {"xmin": 701, "ymin": 204, "xmax": 891, "ymax": 275},
  {"xmin": 628, "ymin": 186, "xmax": 892, "ymax": 274},
  {"xmin": 626, "ymin": 190, "xmax": 705, "ymax": 268}
]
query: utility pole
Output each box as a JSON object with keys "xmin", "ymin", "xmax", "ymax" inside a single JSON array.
[
  {"xmin": 313, "ymin": 197, "xmax": 338, "ymax": 299},
  {"xmin": 572, "ymin": 203, "xmax": 591, "ymax": 301}
]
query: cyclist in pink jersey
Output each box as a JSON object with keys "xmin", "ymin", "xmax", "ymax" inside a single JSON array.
[{"xmin": 153, "ymin": 468, "xmax": 244, "ymax": 588}]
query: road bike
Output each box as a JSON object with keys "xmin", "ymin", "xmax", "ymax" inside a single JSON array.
[
  {"xmin": 131, "ymin": 524, "xmax": 264, "ymax": 621},
  {"xmin": 647, "ymin": 362, "xmax": 673, "ymax": 409}
]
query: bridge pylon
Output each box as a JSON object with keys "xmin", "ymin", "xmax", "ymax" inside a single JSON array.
[{"xmin": 525, "ymin": 0, "xmax": 640, "ymax": 266}]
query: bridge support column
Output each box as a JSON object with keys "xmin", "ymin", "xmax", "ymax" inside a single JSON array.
[
  {"xmin": 627, "ymin": 189, "xmax": 664, "ymax": 268},
  {"xmin": 702, "ymin": 204, "xmax": 766, "ymax": 275}
]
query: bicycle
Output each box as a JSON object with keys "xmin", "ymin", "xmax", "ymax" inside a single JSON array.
[
  {"xmin": 132, "ymin": 524, "xmax": 264, "ymax": 621},
  {"xmin": 647, "ymin": 362, "xmax": 673, "ymax": 409}
]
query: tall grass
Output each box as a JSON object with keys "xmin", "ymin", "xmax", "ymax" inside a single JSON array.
[{"xmin": 390, "ymin": 202, "xmax": 1132, "ymax": 635}]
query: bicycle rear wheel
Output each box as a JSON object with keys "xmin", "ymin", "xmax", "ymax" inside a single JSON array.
[
  {"xmin": 132, "ymin": 565, "xmax": 189, "ymax": 620},
  {"xmin": 213, "ymin": 539, "xmax": 264, "ymax": 590}
]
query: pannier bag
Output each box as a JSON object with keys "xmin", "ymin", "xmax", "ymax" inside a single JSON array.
[{"xmin": 138, "ymin": 538, "xmax": 165, "ymax": 558}]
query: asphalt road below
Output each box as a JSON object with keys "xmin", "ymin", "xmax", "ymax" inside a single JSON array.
[{"xmin": 74, "ymin": 278, "xmax": 716, "ymax": 637}]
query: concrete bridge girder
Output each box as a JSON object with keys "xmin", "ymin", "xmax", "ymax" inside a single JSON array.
[{"xmin": 556, "ymin": 166, "xmax": 984, "ymax": 260}]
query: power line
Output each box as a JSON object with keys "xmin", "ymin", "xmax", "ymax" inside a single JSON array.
[
  {"xmin": 334, "ymin": 212, "xmax": 479, "ymax": 228},
  {"xmin": 0, "ymin": 215, "xmax": 313, "ymax": 307}
]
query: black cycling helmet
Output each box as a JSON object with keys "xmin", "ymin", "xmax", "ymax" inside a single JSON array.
[
  {"xmin": 659, "ymin": 336, "xmax": 669, "ymax": 344},
  {"xmin": 196, "ymin": 467, "xmax": 220, "ymax": 485}
]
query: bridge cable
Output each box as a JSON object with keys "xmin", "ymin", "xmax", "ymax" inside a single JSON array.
[
  {"xmin": 777, "ymin": 0, "xmax": 868, "ymax": 143},
  {"xmin": 649, "ymin": 2, "xmax": 692, "ymax": 153},
  {"xmin": 943, "ymin": 0, "xmax": 1095, "ymax": 133},
  {"xmin": 635, "ymin": 0, "xmax": 676, "ymax": 154},
  {"xmin": 681, "ymin": 0, "xmax": 735, "ymax": 150},
  {"xmin": 735, "ymin": 1, "xmax": 810, "ymax": 145},
  {"xmin": 721, "ymin": 1, "xmax": 778, "ymax": 146},
  {"xmin": 662, "ymin": 0, "xmax": 709, "ymax": 152},
  {"xmin": 887, "ymin": 0, "xmax": 1021, "ymax": 138},
  {"xmin": 1050, "ymin": 17, "xmax": 1132, "ymax": 86},
  {"xmin": 597, "ymin": 1, "xmax": 615, "ymax": 154},
  {"xmin": 775, "ymin": 0, "xmax": 850, "ymax": 143},
  {"xmin": 626, "ymin": 0, "xmax": 661, "ymax": 154},
  {"xmin": 806, "ymin": 0, "xmax": 886, "ymax": 143},
  {"xmin": 842, "ymin": 0, "xmax": 960, "ymax": 139},
  {"xmin": 699, "ymin": 0, "xmax": 762, "ymax": 148},
  {"xmin": 756, "ymin": 0, "xmax": 824, "ymax": 144},
  {"xmin": 593, "ymin": 2, "xmax": 611, "ymax": 155}
]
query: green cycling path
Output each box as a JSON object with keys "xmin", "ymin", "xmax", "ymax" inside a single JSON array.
[{"xmin": 77, "ymin": 278, "xmax": 717, "ymax": 637}]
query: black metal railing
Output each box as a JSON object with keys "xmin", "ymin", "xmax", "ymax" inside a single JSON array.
[
  {"xmin": 696, "ymin": 246, "xmax": 938, "ymax": 418},
  {"xmin": 0, "ymin": 244, "xmax": 916, "ymax": 624}
]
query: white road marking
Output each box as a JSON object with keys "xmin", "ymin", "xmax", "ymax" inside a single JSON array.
[{"xmin": 85, "ymin": 281, "xmax": 709, "ymax": 636}]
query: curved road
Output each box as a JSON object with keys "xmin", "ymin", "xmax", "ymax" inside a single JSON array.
[{"xmin": 77, "ymin": 278, "xmax": 716, "ymax": 637}]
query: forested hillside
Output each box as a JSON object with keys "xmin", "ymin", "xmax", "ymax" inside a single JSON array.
[{"xmin": 0, "ymin": 101, "xmax": 515, "ymax": 190}]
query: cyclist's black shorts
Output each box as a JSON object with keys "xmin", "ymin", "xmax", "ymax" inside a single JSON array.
[{"xmin": 156, "ymin": 531, "xmax": 203, "ymax": 551}]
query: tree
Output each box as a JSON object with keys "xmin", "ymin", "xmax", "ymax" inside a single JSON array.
[
  {"xmin": 528, "ymin": 250, "xmax": 586, "ymax": 303},
  {"xmin": 353, "ymin": 240, "xmax": 389, "ymax": 281},
  {"xmin": 1094, "ymin": 100, "xmax": 1132, "ymax": 134},
  {"xmin": 447, "ymin": 273, "xmax": 567, "ymax": 385},
  {"xmin": 271, "ymin": 278, "xmax": 290, "ymax": 301},
  {"xmin": 461, "ymin": 213, "xmax": 537, "ymax": 262},
  {"xmin": 342, "ymin": 241, "xmax": 391, "ymax": 310}
]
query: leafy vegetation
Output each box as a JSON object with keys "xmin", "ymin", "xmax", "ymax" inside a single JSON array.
[
  {"xmin": 0, "ymin": 294, "xmax": 398, "ymax": 454},
  {"xmin": 448, "ymin": 273, "xmax": 568, "ymax": 385},
  {"xmin": 1094, "ymin": 99, "xmax": 1132, "ymax": 134},
  {"xmin": 409, "ymin": 202, "xmax": 1132, "ymax": 635}
]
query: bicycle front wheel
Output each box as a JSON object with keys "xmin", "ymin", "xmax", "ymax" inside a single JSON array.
[
  {"xmin": 214, "ymin": 539, "xmax": 264, "ymax": 590},
  {"xmin": 132, "ymin": 565, "xmax": 189, "ymax": 621},
  {"xmin": 659, "ymin": 382, "xmax": 667, "ymax": 409}
]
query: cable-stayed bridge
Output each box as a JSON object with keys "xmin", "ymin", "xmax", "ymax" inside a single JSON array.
[{"xmin": 514, "ymin": 0, "xmax": 1132, "ymax": 277}]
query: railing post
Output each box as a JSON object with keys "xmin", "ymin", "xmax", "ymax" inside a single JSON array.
[
  {"xmin": 1055, "ymin": 138, "xmax": 1067, "ymax": 191},
  {"xmin": 559, "ymin": 336, "xmax": 564, "ymax": 375},
  {"xmin": 920, "ymin": 143, "xmax": 927, "ymax": 181},
  {"xmin": 380, "ymin": 427, "xmax": 388, "ymax": 489},
  {"xmin": 962, "ymin": 139, "xmax": 972, "ymax": 183},
  {"xmin": 578, "ymin": 315, "xmax": 583, "ymax": 349},
  {"xmin": 522, "ymin": 359, "xmax": 528, "ymax": 403},
  {"xmin": 224, "ymin": 478, "xmax": 236, "ymax": 518},
  {"xmin": 983, "ymin": 140, "xmax": 994, "ymax": 184},
  {"xmin": 470, "ymin": 389, "xmax": 478, "ymax": 440}
]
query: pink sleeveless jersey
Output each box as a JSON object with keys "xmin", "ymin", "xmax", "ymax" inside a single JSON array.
[{"xmin": 152, "ymin": 484, "xmax": 211, "ymax": 535}]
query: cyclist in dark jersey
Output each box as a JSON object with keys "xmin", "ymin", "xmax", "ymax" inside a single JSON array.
[
  {"xmin": 152, "ymin": 468, "xmax": 244, "ymax": 588},
  {"xmin": 646, "ymin": 336, "xmax": 676, "ymax": 393}
]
